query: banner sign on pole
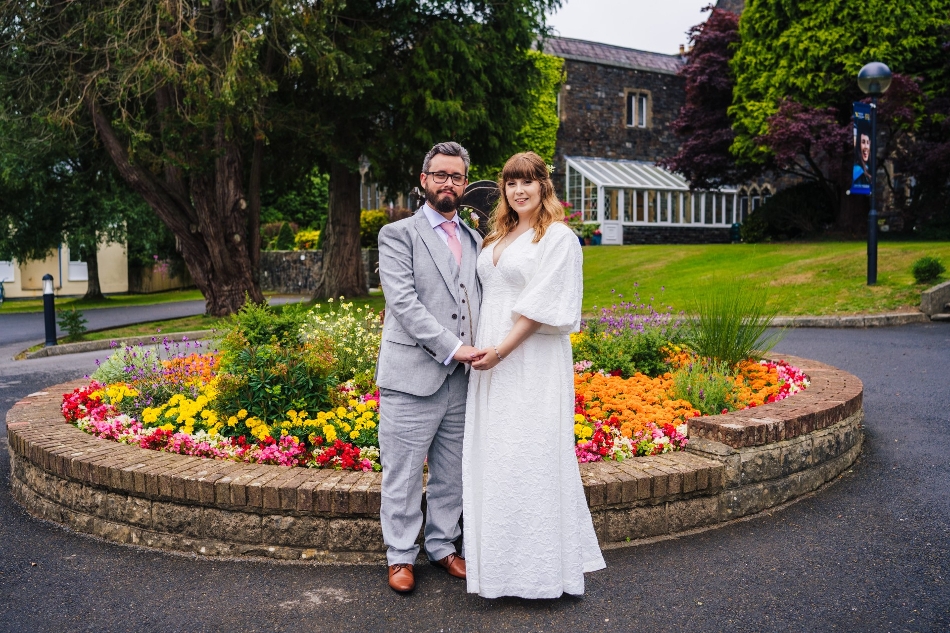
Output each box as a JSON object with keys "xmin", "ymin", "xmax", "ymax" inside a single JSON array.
[{"xmin": 850, "ymin": 102, "xmax": 872, "ymax": 196}]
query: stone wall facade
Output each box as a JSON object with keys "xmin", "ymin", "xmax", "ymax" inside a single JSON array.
[
  {"xmin": 622, "ymin": 226, "xmax": 732, "ymax": 245},
  {"xmin": 259, "ymin": 249, "xmax": 380, "ymax": 295},
  {"xmin": 6, "ymin": 355, "xmax": 862, "ymax": 563},
  {"xmin": 552, "ymin": 58, "xmax": 685, "ymax": 192}
]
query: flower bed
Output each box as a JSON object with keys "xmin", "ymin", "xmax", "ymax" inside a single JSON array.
[{"xmin": 62, "ymin": 292, "xmax": 809, "ymax": 472}]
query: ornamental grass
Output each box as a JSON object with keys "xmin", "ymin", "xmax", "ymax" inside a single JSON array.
[{"xmin": 64, "ymin": 289, "xmax": 810, "ymax": 471}]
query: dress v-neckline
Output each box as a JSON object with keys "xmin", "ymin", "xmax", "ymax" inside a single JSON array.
[{"xmin": 491, "ymin": 229, "xmax": 532, "ymax": 268}]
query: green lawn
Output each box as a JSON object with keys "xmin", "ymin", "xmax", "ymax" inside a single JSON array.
[
  {"xmin": 11, "ymin": 243, "xmax": 947, "ymax": 347},
  {"xmin": 0, "ymin": 288, "xmax": 206, "ymax": 314},
  {"xmin": 582, "ymin": 241, "xmax": 950, "ymax": 315}
]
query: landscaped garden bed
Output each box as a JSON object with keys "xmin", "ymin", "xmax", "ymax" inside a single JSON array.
[{"xmin": 60, "ymin": 289, "xmax": 809, "ymax": 471}]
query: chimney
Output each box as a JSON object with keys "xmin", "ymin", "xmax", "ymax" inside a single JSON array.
[{"xmin": 679, "ymin": 44, "xmax": 686, "ymax": 55}]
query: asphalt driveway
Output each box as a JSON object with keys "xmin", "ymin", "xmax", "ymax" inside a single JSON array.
[{"xmin": 0, "ymin": 324, "xmax": 947, "ymax": 632}]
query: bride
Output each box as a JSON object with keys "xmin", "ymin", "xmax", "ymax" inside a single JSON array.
[{"xmin": 462, "ymin": 151, "xmax": 606, "ymax": 599}]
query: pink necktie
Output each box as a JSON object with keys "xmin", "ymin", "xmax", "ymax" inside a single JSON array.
[{"xmin": 441, "ymin": 221, "xmax": 462, "ymax": 266}]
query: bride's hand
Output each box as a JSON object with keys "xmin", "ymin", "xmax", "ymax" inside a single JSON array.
[{"xmin": 471, "ymin": 347, "xmax": 501, "ymax": 370}]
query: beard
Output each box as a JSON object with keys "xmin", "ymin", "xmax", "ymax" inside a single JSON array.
[{"xmin": 426, "ymin": 185, "xmax": 459, "ymax": 214}]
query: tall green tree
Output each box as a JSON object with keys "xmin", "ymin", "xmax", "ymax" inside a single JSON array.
[
  {"xmin": 0, "ymin": 0, "xmax": 370, "ymax": 315},
  {"xmin": 308, "ymin": 0, "xmax": 560, "ymax": 299},
  {"xmin": 729, "ymin": 0, "xmax": 950, "ymax": 228},
  {"xmin": 730, "ymin": 0, "xmax": 950, "ymax": 162},
  {"xmin": 0, "ymin": 122, "xmax": 142, "ymax": 300},
  {"xmin": 470, "ymin": 50, "xmax": 565, "ymax": 182}
]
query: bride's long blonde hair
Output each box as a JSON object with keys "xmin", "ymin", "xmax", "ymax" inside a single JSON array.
[{"xmin": 482, "ymin": 152, "xmax": 565, "ymax": 247}]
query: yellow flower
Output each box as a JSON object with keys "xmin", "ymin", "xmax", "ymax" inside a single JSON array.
[
  {"xmin": 237, "ymin": 409, "xmax": 248, "ymax": 420},
  {"xmin": 350, "ymin": 430, "xmax": 360, "ymax": 440},
  {"xmin": 574, "ymin": 414, "xmax": 586, "ymax": 423},
  {"xmin": 227, "ymin": 416, "xmax": 238, "ymax": 427}
]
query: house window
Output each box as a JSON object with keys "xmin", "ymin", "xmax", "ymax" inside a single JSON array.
[
  {"xmin": 566, "ymin": 165, "xmax": 583, "ymax": 215},
  {"xmin": 68, "ymin": 245, "xmax": 88, "ymax": 282},
  {"xmin": 583, "ymin": 178, "xmax": 597, "ymax": 222},
  {"xmin": 0, "ymin": 260, "xmax": 14, "ymax": 283},
  {"xmin": 626, "ymin": 91, "xmax": 649, "ymax": 128}
]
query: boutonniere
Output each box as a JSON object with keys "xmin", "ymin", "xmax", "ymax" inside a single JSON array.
[{"xmin": 460, "ymin": 208, "xmax": 480, "ymax": 231}]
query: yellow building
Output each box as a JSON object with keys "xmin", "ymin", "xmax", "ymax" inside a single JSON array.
[{"xmin": 0, "ymin": 239, "xmax": 128, "ymax": 298}]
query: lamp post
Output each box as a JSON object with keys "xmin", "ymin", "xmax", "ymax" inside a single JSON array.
[
  {"xmin": 43, "ymin": 273, "xmax": 57, "ymax": 347},
  {"xmin": 857, "ymin": 61, "xmax": 892, "ymax": 286}
]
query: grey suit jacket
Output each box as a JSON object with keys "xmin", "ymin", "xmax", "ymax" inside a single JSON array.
[{"xmin": 375, "ymin": 208, "xmax": 482, "ymax": 397}]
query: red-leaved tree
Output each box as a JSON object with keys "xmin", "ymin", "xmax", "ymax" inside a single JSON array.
[{"xmin": 659, "ymin": 5, "xmax": 763, "ymax": 189}]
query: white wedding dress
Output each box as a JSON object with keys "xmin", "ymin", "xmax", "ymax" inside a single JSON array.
[{"xmin": 462, "ymin": 222, "xmax": 606, "ymax": 599}]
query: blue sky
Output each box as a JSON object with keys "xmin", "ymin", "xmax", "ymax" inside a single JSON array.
[{"xmin": 546, "ymin": 0, "xmax": 713, "ymax": 55}]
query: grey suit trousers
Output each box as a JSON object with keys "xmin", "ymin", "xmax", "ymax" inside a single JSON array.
[{"xmin": 379, "ymin": 363, "xmax": 468, "ymax": 565}]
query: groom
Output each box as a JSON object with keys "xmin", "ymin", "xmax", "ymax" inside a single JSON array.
[{"xmin": 375, "ymin": 141, "xmax": 483, "ymax": 593}]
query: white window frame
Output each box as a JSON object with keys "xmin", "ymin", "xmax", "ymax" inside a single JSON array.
[
  {"xmin": 0, "ymin": 260, "xmax": 14, "ymax": 283},
  {"xmin": 626, "ymin": 91, "xmax": 649, "ymax": 129},
  {"xmin": 67, "ymin": 247, "xmax": 88, "ymax": 282}
]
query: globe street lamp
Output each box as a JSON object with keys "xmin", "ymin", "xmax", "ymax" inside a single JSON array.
[{"xmin": 857, "ymin": 61, "xmax": 892, "ymax": 286}]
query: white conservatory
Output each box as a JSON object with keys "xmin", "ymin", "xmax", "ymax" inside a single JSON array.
[{"xmin": 564, "ymin": 157, "xmax": 744, "ymax": 245}]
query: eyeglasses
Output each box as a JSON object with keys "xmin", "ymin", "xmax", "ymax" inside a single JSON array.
[{"xmin": 425, "ymin": 171, "xmax": 467, "ymax": 186}]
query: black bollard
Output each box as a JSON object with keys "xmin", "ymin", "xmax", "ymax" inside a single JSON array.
[{"xmin": 43, "ymin": 273, "xmax": 57, "ymax": 347}]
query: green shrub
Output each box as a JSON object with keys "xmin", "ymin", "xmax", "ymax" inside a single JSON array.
[
  {"xmin": 687, "ymin": 282, "xmax": 784, "ymax": 367},
  {"xmin": 739, "ymin": 209, "xmax": 769, "ymax": 243},
  {"xmin": 91, "ymin": 344, "xmax": 161, "ymax": 385},
  {"xmin": 360, "ymin": 209, "xmax": 390, "ymax": 248},
  {"xmin": 741, "ymin": 182, "xmax": 835, "ymax": 242},
  {"xmin": 911, "ymin": 256, "xmax": 946, "ymax": 284},
  {"xmin": 574, "ymin": 326, "xmax": 674, "ymax": 378},
  {"xmin": 214, "ymin": 300, "xmax": 335, "ymax": 432},
  {"xmin": 294, "ymin": 229, "xmax": 320, "ymax": 250},
  {"xmin": 671, "ymin": 358, "xmax": 736, "ymax": 416},
  {"xmin": 300, "ymin": 299, "xmax": 382, "ymax": 393},
  {"xmin": 56, "ymin": 307, "xmax": 88, "ymax": 342},
  {"xmin": 220, "ymin": 299, "xmax": 308, "ymax": 350},
  {"xmin": 574, "ymin": 297, "xmax": 688, "ymax": 378},
  {"xmin": 274, "ymin": 222, "xmax": 296, "ymax": 250},
  {"xmin": 213, "ymin": 338, "xmax": 336, "ymax": 433}
]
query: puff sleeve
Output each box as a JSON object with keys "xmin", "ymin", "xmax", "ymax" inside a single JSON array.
[{"xmin": 510, "ymin": 223, "xmax": 583, "ymax": 334}]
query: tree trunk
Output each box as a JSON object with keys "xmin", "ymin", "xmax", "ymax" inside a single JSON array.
[
  {"xmin": 82, "ymin": 242, "xmax": 104, "ymax": 301},
  {"xmin": 89, "ymin": 99, "xmax": 263, "ymax": 316},
  {"xmin": 247, "ymin": 136, "xmax": 264, "ymax": 282},
  {"xmin": 313, "ymin": 163, "xmax": 367, "ymax": 299}
]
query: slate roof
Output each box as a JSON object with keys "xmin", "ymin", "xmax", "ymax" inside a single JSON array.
[{"xmin": 542, "ymin": 37, "xmax": 685, "ymax": 76}]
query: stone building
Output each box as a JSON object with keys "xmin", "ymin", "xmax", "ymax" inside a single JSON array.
[
  {"xmin": 542, "ymin": 36, "xmax": 745, "ymax": 244},
  {"xmin": 545, "ymin": 37, "xmax": 687, "ymax": 179}
]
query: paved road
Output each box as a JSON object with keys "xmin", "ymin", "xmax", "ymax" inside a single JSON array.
[
  {"xmin": 0, "ymin": 324, "xmax": 948, "ymax": 632},
  {"xmin": 0, "ymin": 296, "xmax": 308, "ymax": 349}
]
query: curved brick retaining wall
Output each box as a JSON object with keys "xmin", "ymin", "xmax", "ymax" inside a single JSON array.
[{"xmin": 5, "ymin": 355, "xmax": 862, "ymax": 563}]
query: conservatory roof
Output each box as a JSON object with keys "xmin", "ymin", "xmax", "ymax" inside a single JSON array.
[{"xmin": 565, "ymin": 157, "xmax": 737, "ymax": 192}]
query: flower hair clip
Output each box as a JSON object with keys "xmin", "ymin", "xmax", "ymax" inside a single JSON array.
[{"xmin": 546, "ymin": 164, "xmax": 555, "ymax": 174}]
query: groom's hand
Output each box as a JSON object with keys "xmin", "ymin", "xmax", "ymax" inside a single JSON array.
[{"xmin": 454, "ymin": 345, "xmax": 486, "ymax": 363}]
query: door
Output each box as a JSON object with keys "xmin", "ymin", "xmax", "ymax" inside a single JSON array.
[{"xmin": 601, "ymin": 188, "xmax": 623, "ymax": 245}]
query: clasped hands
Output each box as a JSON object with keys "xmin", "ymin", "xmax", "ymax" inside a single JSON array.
[{"xmin": 453, "ymin": 345, "xmax": 502, "ymax": 370}]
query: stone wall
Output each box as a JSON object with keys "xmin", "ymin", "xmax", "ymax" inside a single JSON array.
[
  {"xmin": 259, "ymin": 250, "xmax": 380, "ymax": 295},
  {"xmin": 622, "ymin": 226, "xmax": 732, "ymax": 245},
  {"xmin": 6, "ymin": 355, "xmax": 863, "ymax": 562},
  {"xmin": 920, "ymin": 280, "xmax": 950, "ymax": 317},
  {"xmin": 553, "ymin": 59, "xmax": 685, "ymax": 192}
]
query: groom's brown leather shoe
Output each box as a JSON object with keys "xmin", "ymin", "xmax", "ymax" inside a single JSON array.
[
  {"xmin": 388, "ymin": 563, "xmax": 415, "ymax": 593},
  {"xmin": 432, "ymin": 553, "xmax": 466, "ymax": 579}
]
